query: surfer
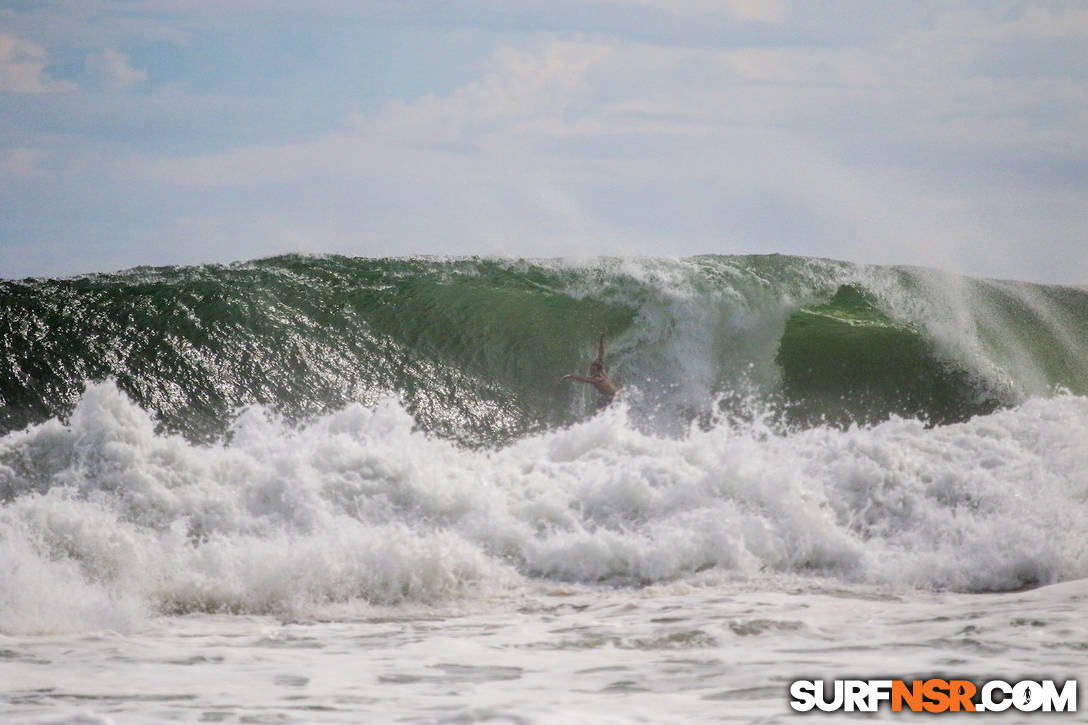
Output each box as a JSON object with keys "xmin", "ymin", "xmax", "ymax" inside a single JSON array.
[{"xmin": 562, "ymin": 332, "xmax": 619, "ymax": 407}]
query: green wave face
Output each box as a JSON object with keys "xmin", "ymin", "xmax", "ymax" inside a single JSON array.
[
  {"xmin": 0, "ymin": 256, "xmax": 637, "ymax": 445},
  {"xmin": 776, "ymin": 284, "xmax": 1003, "ymax": 426},
  {"xmin": 2, "ymin": 254, "xmax": 1086, "ymax": 444}
]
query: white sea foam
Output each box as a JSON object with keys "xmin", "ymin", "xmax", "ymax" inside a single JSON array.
[{"xmin": 1, "ymin": 381, "xmax": 1087, "ymax": 634}]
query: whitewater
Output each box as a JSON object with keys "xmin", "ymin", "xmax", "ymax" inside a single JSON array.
[{"xmin": 1, "ymin": 255, "xmax": 1086, "ymax": 722}]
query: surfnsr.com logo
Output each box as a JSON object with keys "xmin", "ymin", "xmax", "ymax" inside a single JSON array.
[{"xmin": 789, "ymin": 679, "xmax": 1077, "ymax": 713}]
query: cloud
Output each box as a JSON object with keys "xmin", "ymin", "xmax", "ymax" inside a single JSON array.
[
  {"xmin": 132, "ymin": 40, "xmax": 614, "ymax": 186},
  {"xmin": 85, "ymin": 48, "xmax": 147, "ymax": 92},
  {"xmin": 0, "ymin": 34, "xmax": 75, "ymax": 93},
  {"xmin": 2, "ymin": 2, "xmax": 1085, "ymax": 281},
  {"xmin": 595, "ymin": 0, "xmax": 787, "ymax": 22},
  {"xmin": 113, "ymin": 32, "xmax": 1045, "ymax": 273},
  {"xmin": 919, "ymin": 4, "xmax": 1088, "ymax": 41},
  {"xmin": 1, "ymin": 148, "xmax": 50, "ymax": 177}
]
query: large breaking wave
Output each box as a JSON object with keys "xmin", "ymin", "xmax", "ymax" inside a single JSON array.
[
  {"xmin": 3, "ymin": 254, "xmax": 1086, "ymax": 443},
  {"xmin": 1, "ymin": 255, "xmax": 1087, "ymax": 633}
]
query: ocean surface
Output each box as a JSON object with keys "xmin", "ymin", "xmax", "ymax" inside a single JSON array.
[{"xmin": 1, "ymin": 254, "xmax": 1086, "ymax": 723}]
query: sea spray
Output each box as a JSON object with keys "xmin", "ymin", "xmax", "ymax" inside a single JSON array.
[{"xmin": 1, "ymin": 380, "xmax": 1086, "ymax": 634}]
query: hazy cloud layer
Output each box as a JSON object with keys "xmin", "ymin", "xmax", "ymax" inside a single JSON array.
[{"xmin": 0, "ymin": 1, "xmax": 1085, "ymax": 282}]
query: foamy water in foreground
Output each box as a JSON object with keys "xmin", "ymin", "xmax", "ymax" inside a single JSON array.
[
  {"xmin": 3, "ymin": 578, "xmax": 1087, "ymax": 723},
  {"xmin": 2, "ymin": 383, "xmax": 1087, "ymax": 722}
]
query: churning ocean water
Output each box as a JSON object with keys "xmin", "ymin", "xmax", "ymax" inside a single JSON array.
[{"xmin": 1, "ymin": 254, "xmax": 1086, "ymax": 723}]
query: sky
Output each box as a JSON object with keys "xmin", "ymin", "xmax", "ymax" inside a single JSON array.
[{"xmin": 0, "ymin": 0, "xmax": 1085, "ymax": 283}]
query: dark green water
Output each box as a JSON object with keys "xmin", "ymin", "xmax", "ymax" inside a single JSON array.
[{"xmin": 2, "ymin": 254, "xmax": 1086, "ymax": 444}]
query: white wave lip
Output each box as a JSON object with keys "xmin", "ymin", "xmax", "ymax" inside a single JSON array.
[{"xmin": 1, "ymin": 381, "xmax": 1087, "ymax": 634}]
